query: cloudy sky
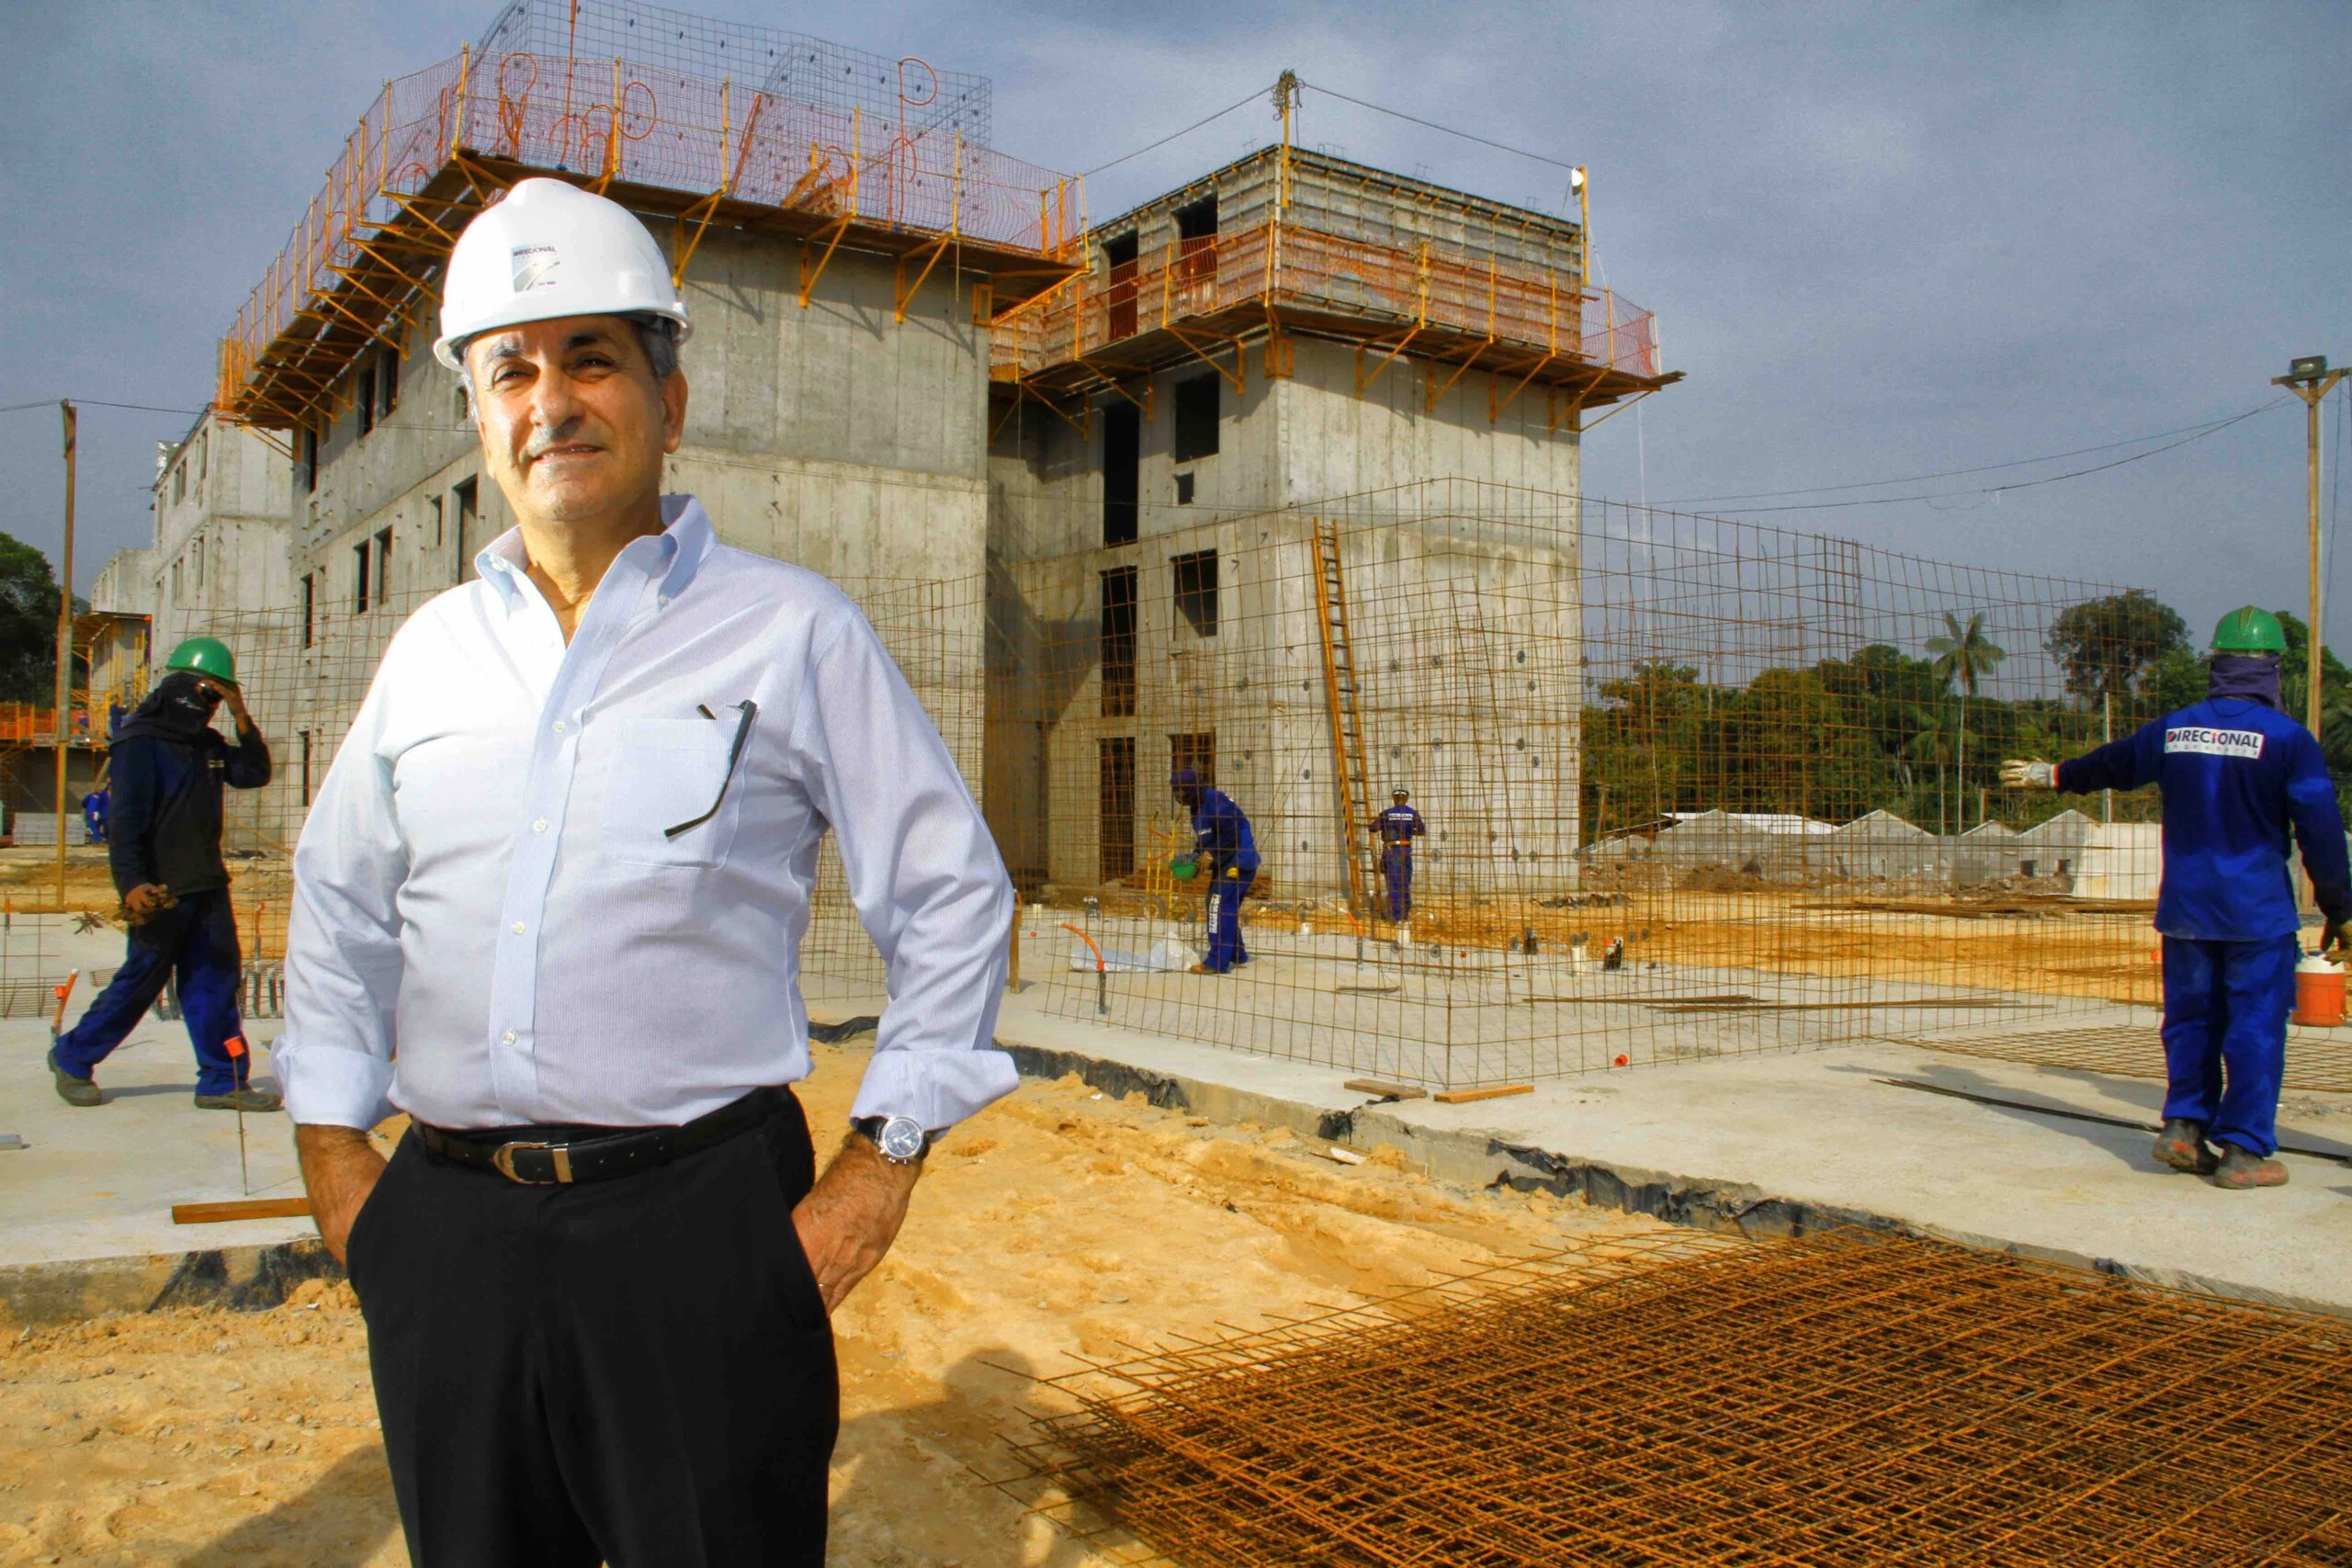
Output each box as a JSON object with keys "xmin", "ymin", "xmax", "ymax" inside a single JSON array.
[{"xmin": 2, "ymin": 1, "xmax": 2346, "ymax": 645}]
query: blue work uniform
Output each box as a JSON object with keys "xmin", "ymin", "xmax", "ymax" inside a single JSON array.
[
  {"xmin": 1375, "ymin": 803, "xmax": 1426, "ymax": 920},
  {"xmin": 55, "ymin": 699, "xmax": 271, "ymax": 1097},
  {"xmin": 2057, "ymin": 695, "xmax": 2352, "ymax": 1157},
  {"xmin": 1191, "ymin": 787, "xmax": 1261, "ymax": 973},
  {"xmin": 82, "ymin": 788, "xmax": 108, "ymax": 846}
]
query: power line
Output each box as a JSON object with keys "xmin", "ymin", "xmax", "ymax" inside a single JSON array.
[
  {"xmin": 1653, "ymin": 399, "xmax": 2293, "ymax": 505},
  {"xmin": 1711, "ymin": 400, "xmax": 2287, "ymax": 516},
  {"xmin": 0, "ymin": 398, "xmax": 207, "ymax": 418},
  {"xmin": 1081, "ymin": 86, "xmax": 1269, "ymax": 179},
  {"xmin": 1299, "ymin": 80, "xmax": 1583, "ymax": 175}
]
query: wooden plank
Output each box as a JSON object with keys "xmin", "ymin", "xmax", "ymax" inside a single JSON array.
[
  {"xmin": 171, "ymin": 1197, "xmax": 312, "ymax": 1225},
  {"xmin": 1342, "ymin": 1077, "xmax": 1427, "ymax": 1100},
  {"xmin": 1431, "ymin": 1084, "xmax": 1533, "ymax": 1105}
]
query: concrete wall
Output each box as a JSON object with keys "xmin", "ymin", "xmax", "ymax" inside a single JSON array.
[{"xmin": 93, "ymin": 414, "xmax": 293, "ymax": 664}]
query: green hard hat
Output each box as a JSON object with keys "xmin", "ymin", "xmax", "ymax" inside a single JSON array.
[
  {"xmin": 2211, "ymin": 606, "xmax": 2288, "ymax": 655},
  {"xmin": 164, "ymin": 636, "xmax": 238, "ymax": 685}
]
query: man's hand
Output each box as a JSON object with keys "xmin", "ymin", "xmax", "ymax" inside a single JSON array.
[
  {"xmin": 197, "ymin": 676, "xmax": 254, "ymax": 731},
  {"xmin": 2323, "ymin": 920, "xmax": 2350, "ymax": 961},
  {"xmin": 2000, "ymin": 759, "xmax": 2056, "ymax": 789},
  {"xmin": 791, "ymin": 1133, "xmax": 922, "ymax": 1314},
  {"xmin": 296, "ymin": 1124, "xmax": 389, "ymax": 1266},
  {"xmin": 122, "ymin": 884, "xmax": 176, "ymax": 923}
]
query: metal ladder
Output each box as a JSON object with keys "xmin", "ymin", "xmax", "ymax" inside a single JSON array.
[{"xmin": 1308, "ymin": 518, "xmax": 1377, "ymax": 919}]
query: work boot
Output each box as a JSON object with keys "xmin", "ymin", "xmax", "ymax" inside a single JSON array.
[
  {"xmin": 2151, "ymin": 1118, "xmax": 2215, "ymax": 1174},
  {"xmin": 47, "ymin": 1047, "xmax": 101, "ymax": 1108},
  {"xmin": 194, "ymin": 1086, "xmax": 283, "ymax": 1113},
  {"xmin": 2208, "ymin": 1146, "xmax": 2289, "ymax": 1190}
]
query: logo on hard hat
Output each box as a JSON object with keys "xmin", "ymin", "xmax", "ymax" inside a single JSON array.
[{"xmin": 511, "ymin": 244, "xmax": 561, "ymax": 292}]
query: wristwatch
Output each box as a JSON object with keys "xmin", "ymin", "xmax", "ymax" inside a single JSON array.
[{"xmin": 853, "ymin": 1114, "xmax": 931, "ymax": 1166}]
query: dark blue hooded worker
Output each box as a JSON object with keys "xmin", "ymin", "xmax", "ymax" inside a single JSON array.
[
  {"xmin": 49, "ymin": 637, "xmax": 276, "ymax": 1111},
  {"xmin": 1374, "ymin": 788, "xmax": 1426, "ymax": 923},
  {"xmin": 2004, "ymin": 605, "xmax": 2350, "ymax": 1190},
  {"xmin": 1172, "ymin": 768, "xmax": 1259, "ymax": 973}
]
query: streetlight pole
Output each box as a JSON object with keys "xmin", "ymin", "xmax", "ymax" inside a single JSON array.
[
  {"xmin": 54, "ymin": 400, "xmax": 76, "ymax": 909},
  {"xmin": 2275, "ymin": 355, "xmax": 2346, "ymax": 740}
]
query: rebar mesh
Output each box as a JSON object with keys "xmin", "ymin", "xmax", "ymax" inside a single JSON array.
[
  {"xmin": 1009, "ymin": 1228, "xmax": 2352, "ymax": 1567},
  {"xmin": 1901, "ymin": 1024, "xmax": 2352, "ymax": 1095}
]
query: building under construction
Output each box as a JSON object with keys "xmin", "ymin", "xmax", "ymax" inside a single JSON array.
[{"xmin": 89, "ymin": 0, "xmax": 2174, "ymax": 1085}]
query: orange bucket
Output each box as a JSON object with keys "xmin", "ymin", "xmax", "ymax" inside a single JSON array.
[{"xmin": 2293, "ymin": 953, "xmax": 2345, "ymax": 1028}]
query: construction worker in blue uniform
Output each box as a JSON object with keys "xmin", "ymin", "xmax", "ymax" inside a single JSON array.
[
  {"xmin": 1374, "ymin": 788, "xmax": 1426, "ymax": 924},
  {"xmin": 48, "ymin": 637, "xmax": 277, "ymax": 1111},
  {"xmin": 1173, "ymin": 767, "xmax": 1259, "ymax": 973},
  {"xmin": 2005, "ymin": 606, "xmax": 2350, "ymax": 1190},
  {"xmin": 81, "ymin": 779, "xmax": 109, "ymax": 845}
]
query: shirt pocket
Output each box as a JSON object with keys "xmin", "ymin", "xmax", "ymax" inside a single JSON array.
[{"xmin": 600, "ymin": 717, "xmax": 745, "ymax": 868}]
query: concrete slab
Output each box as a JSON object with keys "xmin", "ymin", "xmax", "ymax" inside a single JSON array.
[{"xmin": 972, "ymin": 982, "xmax": 2352, "ymax": 1316}]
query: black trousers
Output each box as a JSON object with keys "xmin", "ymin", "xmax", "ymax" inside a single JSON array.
[{"xmin": 347, "ymin": 1089, "xmax": 837, "ymax": 1567}]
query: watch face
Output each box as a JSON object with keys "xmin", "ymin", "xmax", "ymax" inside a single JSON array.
[{"xmin": 877, "ymin": 1116, "xmax": 927, "ymax": 1161}]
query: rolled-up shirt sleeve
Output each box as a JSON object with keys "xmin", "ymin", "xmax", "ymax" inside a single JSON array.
[
  {"xmin": 276, "ymin": 666, "xmax": 409, "ymax": 1129},
  {"xmin": 789, "ymin": 604, "xmax": 1015, "ymax": 1132}
]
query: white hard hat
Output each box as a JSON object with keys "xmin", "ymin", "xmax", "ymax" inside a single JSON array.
[{"xmin": 433, "ymin": 177, "xmax": 692, "ymax": 370}]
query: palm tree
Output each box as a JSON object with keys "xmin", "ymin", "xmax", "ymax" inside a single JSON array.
[{"xmin": 1926, "ymin": 612, "xmax": 2006, "ymax": 829}]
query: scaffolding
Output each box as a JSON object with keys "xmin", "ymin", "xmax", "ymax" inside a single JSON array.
[
  {"xmin": 1007, "ymin": 1227, "xmax": 2352, "ymax": 1567},
  {"xmin": 215, "ymin": 0, "xmax": 1081, "ymax": 434}
]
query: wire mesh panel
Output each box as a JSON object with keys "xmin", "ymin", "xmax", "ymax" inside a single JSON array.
[
  {"xmin": 997, "ymin": 480, "xmax": 2170, "ymax": 1089},
  {"xmin": 1008, "ymin": 1228, "xmax": 2352, "ymax": 1568}
]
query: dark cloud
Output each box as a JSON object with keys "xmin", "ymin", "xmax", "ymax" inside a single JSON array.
[{"xmin": 4, "ymin": 1, "xmax": 2346, "ymax": 647}]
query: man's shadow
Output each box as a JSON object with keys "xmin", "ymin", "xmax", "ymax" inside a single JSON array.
[
  {"xmin": 831, "ymin": 1348, "xmax": 1115, "ymax": 1568},
  {"xmin": 174, "ymin": 1441, "xmax": 400, "ymax": 1567}
]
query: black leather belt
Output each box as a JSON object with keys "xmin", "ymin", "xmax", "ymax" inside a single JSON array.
[{"xmin": 414, "ymin": 1087, "xmax": 782, "ymax": 1186}]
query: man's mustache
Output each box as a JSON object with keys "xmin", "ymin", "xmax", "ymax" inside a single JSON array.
[{"xmin": 522, "ymin": 424, "xmax": 602, "ymax": 459}]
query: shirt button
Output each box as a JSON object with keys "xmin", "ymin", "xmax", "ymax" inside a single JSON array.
[
  {"xmin": 511, "ymin": 921, "xmax": 526, "ymax": 935},
  {"xmin": 552, "ymin": 720, "xmax": 568, "ymax": 735},
  {"xmin": 502, "ymin": 1030, "xmax": 517, "ymax": 1044},
  {"xmin": 532, "ymin": 818, "xmax": 548, "ymax": 833}
]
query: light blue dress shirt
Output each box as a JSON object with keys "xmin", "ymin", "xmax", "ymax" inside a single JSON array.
[{"xmin": 275, "ymin": 497, "xmax": 1015, "ymax": 1133}]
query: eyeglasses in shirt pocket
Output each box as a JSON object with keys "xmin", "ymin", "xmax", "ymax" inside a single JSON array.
[{"xmin": 600, "ymin": 717, "xmax": 745, "ymax": 867}]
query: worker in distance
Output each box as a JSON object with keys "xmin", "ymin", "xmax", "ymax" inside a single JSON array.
[
  {"xmin": 276, "ymin": 178, "xmax": 1014, "ymax": 1564},
  {"xmin": 48, "ymin": 638, "xmax": 276, "ymax": 1112},
  {"xmin": 1374, "ymin": 786, "xmax": 1426, "ymax": 935},
  {"xmin": 2004, "ymin": 605, "xmax": 2350, "ymax": 1190},
  {"xmin": 1172, "ymin": 766, "xmax": 1259, "ymax": 972}
]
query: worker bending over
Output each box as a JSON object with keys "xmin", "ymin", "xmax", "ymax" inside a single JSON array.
[
  {"xmin": 1173, "ymin": 767, "xmax": 1259, "ymax": 973},
  {"xmin": 2004, "ymin": 606, "xmax": 2349, "ymax": 1190},
  {"xmin": 1374, "ymin": 787, "xmax": 1426, "ymax": 924},
  {"xmin": 49, "ymin": 640, "xmax": 275, "ymax": 1111}
]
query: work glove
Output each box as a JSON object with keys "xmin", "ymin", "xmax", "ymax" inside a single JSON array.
[{"xmin": 1999, "ymin": 759, "xmax": 2055, "ymax": 789}]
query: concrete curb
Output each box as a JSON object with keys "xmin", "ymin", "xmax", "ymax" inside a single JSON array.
[{"xmin": 9, "ymin": 1025, "xmax": 2344, "ymax": 1327}]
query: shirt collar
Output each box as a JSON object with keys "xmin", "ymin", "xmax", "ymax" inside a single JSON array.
[{"xmin": 474, "ymin": 495, "xmax": 716, "ymax": 609}]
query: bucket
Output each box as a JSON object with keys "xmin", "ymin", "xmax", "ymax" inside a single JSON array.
[{"xmin": 2294, "ymin": 953, "xmax": 2345, "ymax": 1028}]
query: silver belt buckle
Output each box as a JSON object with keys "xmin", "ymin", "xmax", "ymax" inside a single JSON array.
[{"xmin": 489, "ymin": 1140, "xmax": 574, "ymax": 1184}]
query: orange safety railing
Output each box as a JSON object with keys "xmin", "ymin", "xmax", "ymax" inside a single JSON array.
[
  {"xmin": 991, "ymin": 218, "xmax": 1657, "ymax": 386},
  {"xmin": 0, "ymin": 699, "xmax": 101, "ymax": 748},
  {"xmin": 219, "ymin": 48, "xmax": 1081, "ymax": 418}
]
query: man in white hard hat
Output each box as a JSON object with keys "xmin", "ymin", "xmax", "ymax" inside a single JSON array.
[{"xmin": 277, "ymin": 177, "xmax": 1014, "ymax": 1564}]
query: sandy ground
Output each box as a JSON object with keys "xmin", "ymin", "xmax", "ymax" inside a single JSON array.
[{"xmin": 0, "ymin": 1043, "xmax": 1656, "ymax": 1566}]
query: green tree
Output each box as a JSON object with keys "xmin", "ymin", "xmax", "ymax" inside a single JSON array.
[
  {"xmin": 2043, "ymin": 590, "xmax": 2189, "ymax": 712},
  {"xmin": 0, "ymin": 534, "xmax": 62, "ymax": 704},
  {"xmin": 1926, "ymin": 612, "xmax": 2006, "ymax": 829}
]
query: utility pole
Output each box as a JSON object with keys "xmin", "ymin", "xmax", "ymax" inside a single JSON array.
[
  {"xmin": 54, "ymin": 400, "xmax": 76, "ymax": 909},
  {"xmin": 2274, "ymin": 355, "xmax": 2346, "ymax": 739}
]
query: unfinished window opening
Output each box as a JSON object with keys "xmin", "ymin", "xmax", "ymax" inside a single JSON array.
[
  {"xmin": 300, "ymin": 573, "xmax": 314, "ymax": 649},
  {"xmin": 1169, "ymin": 731, "xmax": 1216, "ymax": 788},
  {"xmin": 1103, "ymin": 231, "xmax": 1138, "ymax": 341},
  {"xmin": 428, "ymin": 494, "xmax": 445, "ymax": 551},
  {"xmin": 1174, "ymin": 472, "xmax": 1195, "ymax": 506},
  {"xmin": 453, "ymin": 478, "xmax": 480, "ymax": 581},
  {"xmin": 376, "ymin": 348, "xmax": 399, "ymax": 420},
  {"xmin": 172, "ymin": 462, "xmax": 185, "ymax": 503},
  {"xmin": 1172, "ymin": 548, "xmax": 1219, "ymax": 637},
  {"xmin": 300, "ymin": 731, "xmax": 313, "ymax": 806},
  {"xmin": 1173, "ymin": 374, "xmax": 1220, "ymax": 463},
  {"xmin": 375, "ymin": 526, "xmax": 393, "ymax": 599},
  {"xmin": 357, "ymin": 361, "xmax": 378, "ymax": 437},
  {"xmin": 1174, "ymin": 193, "xmax": 1218, "ymax": 283},
  {"xmin": 1101, "ymin": 566, "xmax": 1137, "ymax": 718},
  {"xmin": 1099, "ymin": 736, "xmax": 1136, "ymax": 884},
  {"xmin": 297, "ymin": 427, "xmax": 318, "ymax": 494},
  {"xmin": 1102, "ymin": 402, "xmax": 1139, "ymax": 547},
  {"xmin": 354, "ymin": 540, "xmax": 372, "ymax": 613}
]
